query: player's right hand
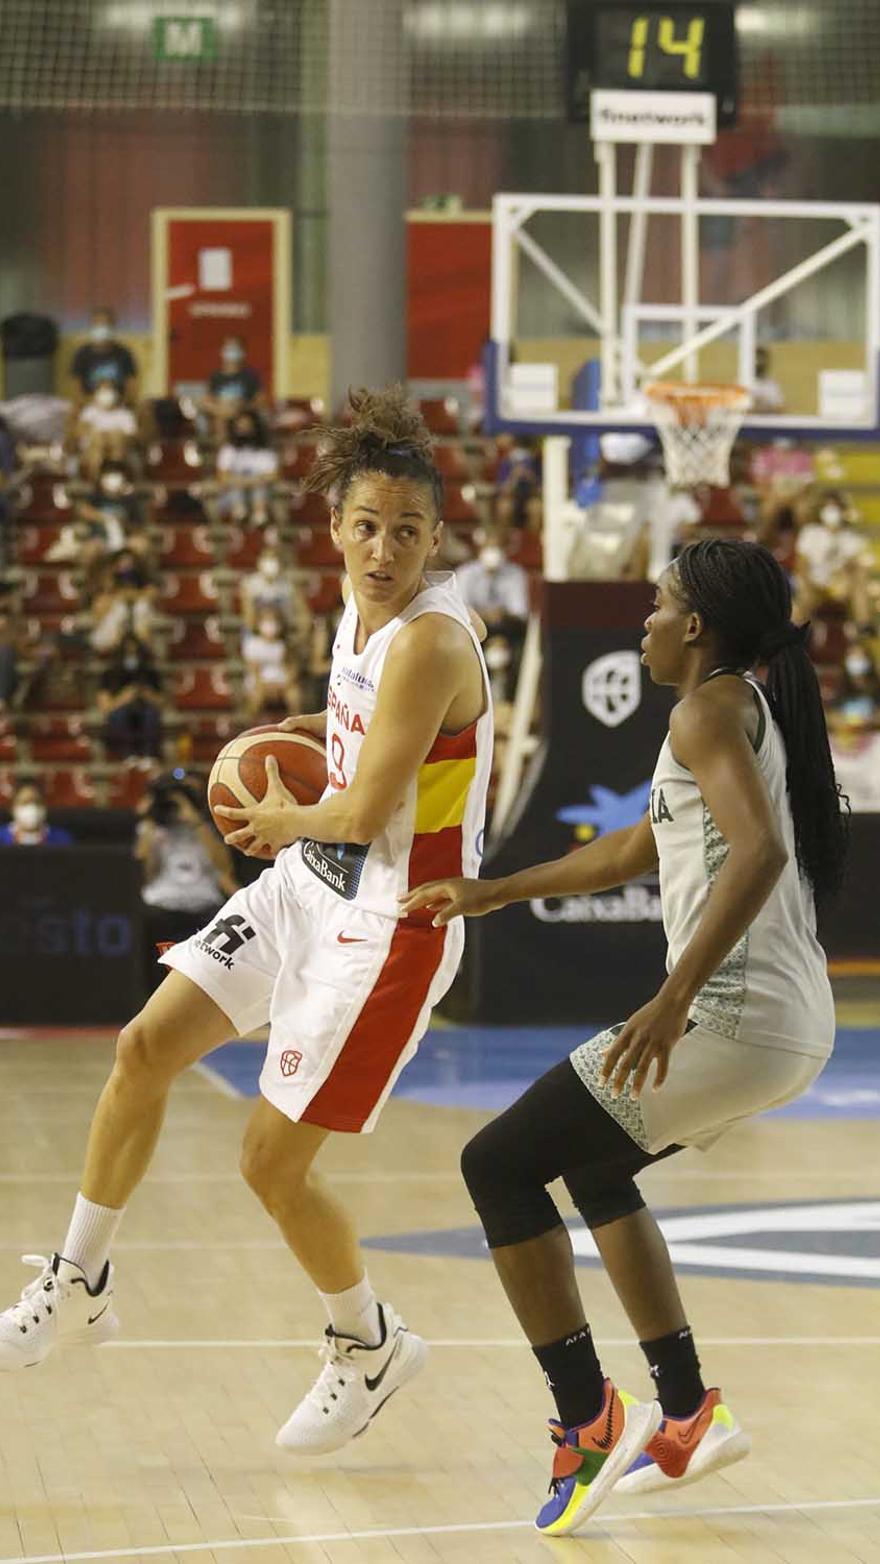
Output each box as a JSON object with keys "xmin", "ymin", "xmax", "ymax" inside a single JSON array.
[
  {"xmin": 278, "ymin": 712, "xmax": 326, "ymax": 738},
  {"xmin": 398, "ymin": 877, "xmax": 502, "ymax": 926}
]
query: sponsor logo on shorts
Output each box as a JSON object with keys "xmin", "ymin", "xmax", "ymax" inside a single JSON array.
[
  {"xmin": 280, "ymin": 1049, "xmax": 303, "ymax": 1078},
  {"xmin": 193, "ymin": 913, "xmax": 256, "ymax": 970}
]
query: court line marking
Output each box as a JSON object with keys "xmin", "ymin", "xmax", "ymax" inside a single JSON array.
[
  {"xmin": 190, "ymin": 1060, "xmax": 244, "ymax": 1100},
  {"xmin": 101, "ymin": 1335, "xmax": 880, "ymax": 1349},
  {"xmin": 0, "ymin": 1167, "xmax": 875, "ymax": 1184},
  {"xmin": 0, "ymin": 1495, "xmax": 877, "ymax": 1564}
]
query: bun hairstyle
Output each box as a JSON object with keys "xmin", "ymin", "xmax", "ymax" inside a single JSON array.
[
  {"xmin": 305, "ymin": 385, "xmax": 443, "ymax": 514},
  {"xmin": 674, "ymin": 538, "xmax": 849, "ymax": 904}
]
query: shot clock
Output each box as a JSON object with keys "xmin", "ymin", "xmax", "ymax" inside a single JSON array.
[{"xmin": 566, "ymin": 2, "xmax": 739, "ymax": 127}]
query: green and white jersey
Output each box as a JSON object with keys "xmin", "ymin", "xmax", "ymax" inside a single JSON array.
[{"xmin": 649, "ymin": 676, "xmax": 834, "ymax": 1058}]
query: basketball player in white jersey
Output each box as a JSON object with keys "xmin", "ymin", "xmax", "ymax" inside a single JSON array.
[
  {"xmin": 403, "ymin": 539, "xmax": 847, "ymax": 1535},
  {"xmin": 0, "ymin": 388, "xmax": 493, "ymax": 1456}
]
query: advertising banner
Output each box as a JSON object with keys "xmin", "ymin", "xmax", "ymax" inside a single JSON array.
[{"xmin": 472, "ymin": 581, "xmax": 673, "ymax": 1025}]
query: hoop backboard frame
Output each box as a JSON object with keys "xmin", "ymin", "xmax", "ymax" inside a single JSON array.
[{"xmin": 489, "ymin": 187, "xmax": 880, "ymax": 443}]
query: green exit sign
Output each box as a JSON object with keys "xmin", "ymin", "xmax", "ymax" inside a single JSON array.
[{"xmin": 153, "ymin": 16, "xmax": 217, "ymax": 61}]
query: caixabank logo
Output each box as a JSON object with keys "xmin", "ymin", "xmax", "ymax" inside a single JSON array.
[{"xmin": 365, "ymin": 1199, "xmax": 880, "ymax": 1290}]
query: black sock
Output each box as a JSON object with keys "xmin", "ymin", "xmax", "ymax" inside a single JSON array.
[
  {"xmin": 639, "ymin": 1325, "xmax": 706, "ymax": 1417},
  {"xmin": 532, "ymin": 1325, "xmax": 606, "ymax": 1429}
]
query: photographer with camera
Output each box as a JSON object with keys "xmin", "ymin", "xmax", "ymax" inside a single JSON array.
[{"xmin": 136, "ymin": 770, "xmax": 237, "ymax": 996}]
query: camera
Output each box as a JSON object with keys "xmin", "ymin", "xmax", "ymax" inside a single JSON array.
[{"xmin": 143, "ymin": 770, "xmax": 203, "ymax": 827}]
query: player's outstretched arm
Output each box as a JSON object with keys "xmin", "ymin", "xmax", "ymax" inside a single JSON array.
[{"xmin": 401, "ymin": 813, "xmax": 658, "ymax": 926}]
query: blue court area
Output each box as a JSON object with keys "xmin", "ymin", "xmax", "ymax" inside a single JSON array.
[{"xmin": 203, "ymin": 1023, "xmax": 880, "ymax": 1119}]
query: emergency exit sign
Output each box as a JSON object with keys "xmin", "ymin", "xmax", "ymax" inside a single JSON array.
[{"xmin": 153, "ymin": 17, "xmax": 217, "ymax": 60}]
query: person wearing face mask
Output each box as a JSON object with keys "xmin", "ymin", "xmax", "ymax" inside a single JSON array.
[
  {"xmin": 213, "ymin": 411, "xmax": 279, "ymax": 528},
  {"xmin": 75, "ymin": 380, "xmax": 138, "ymax": 480},
  {"xmin": 97, "ymin": 632, "xmax": 164, "ymax": 761},
  {"xmin": 0, "ymin": 781, "xmax": 73, "ymax": 846},
  {"xmin": 455, "ymin": 533, "xmax": 529, "ymax": 700},
  {"xmin": 89, "ymin": 549, "xmax": 156, "ymax": 655},
  {"xmin": 70, "ymin": 308, "xmax": 138, "ymax": 411},
  {"xmin": 794, "ymin": 491, "xmax": 874, "ymax": 627},
  {"xmin": 200, "ymin": 337, "xmax": 265, "ymax": 445},
  {"xmin": 241, "ymin": 607, "xmax": 302, "ymax": 719},
  {"xmin": 240, "ymin": 547, "xmax": 305, "ymax": 639}
]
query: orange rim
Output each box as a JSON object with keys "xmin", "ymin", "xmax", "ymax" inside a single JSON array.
[{"xmin": 645, "ymin": 380, "xmax": 751, "ymax": 423}]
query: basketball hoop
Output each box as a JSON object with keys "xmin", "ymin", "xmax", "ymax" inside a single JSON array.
[{"xmin": 644, "ymin": 382, "xmax": 751, "ymax": 488}]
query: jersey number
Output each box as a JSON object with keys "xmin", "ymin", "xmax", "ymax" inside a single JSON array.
[{"xmin": 329, "ymin": 732, "xmax": 348, "ymax": 791}]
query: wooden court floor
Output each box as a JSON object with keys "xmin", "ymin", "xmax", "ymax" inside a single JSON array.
[{"xmin": 0, "ymin": 1029, "xmax": 878, "ymax": 1564}]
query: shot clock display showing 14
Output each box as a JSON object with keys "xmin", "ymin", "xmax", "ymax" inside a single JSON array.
[{"xmin": 565, "ymin": 2, "xmax": 739, "ymax": 126}]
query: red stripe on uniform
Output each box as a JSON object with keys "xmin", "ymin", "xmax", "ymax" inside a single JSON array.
[
  {"xmin": 405, "ymin": 824, "xmax": 464, "ymax": 927},
  {"xmin": 423, "ymin": 722, "xmax": 478, "ymax": 764},
  {"xmin": 300, "ymin": 921, "xmax": 447, "ymax": 1132}
]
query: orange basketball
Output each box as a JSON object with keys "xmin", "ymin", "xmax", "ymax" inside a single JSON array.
[{"xmin": 208, "ymin": 725, "xmax": 328, "ymax": 858}]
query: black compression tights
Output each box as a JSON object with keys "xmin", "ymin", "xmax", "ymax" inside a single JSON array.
[{"xmin": 460, "ymin": 1058, "xmax": 681, "ymax": 1247}]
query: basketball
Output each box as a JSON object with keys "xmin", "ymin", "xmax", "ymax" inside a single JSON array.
[{"xmin": 208, "ymin": 725, "xmax": 328, "ymax": 857}]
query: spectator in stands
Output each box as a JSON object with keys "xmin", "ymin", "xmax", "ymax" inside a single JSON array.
[
  {"xmin": 239, "ymin": 546, "xmax": 306, "ymax": 638},
  {"xmin": 0, "ymin": 608, "xmax": 22, "ymax": 711},
  {"xmin": 455, "ymin": 533, "xmax": 529, "ymax": 700},
  {"xmin": 89, "ymin": 549, "xmax": 156, "ymax": 655},
  {"xmin": 136, "ymin": 770, "xmax": 237, "ymax": 996},
  {"xmin": 199, "ymin": 337, "xmax": 265, "ymax": 444},
  {"xmin": 212, "ymin": 410, "xmax": 279, "ymax": 529},
  {"xmin": 75, "ymin": 384, "xmax": 139, "ymax": 481},
  {"xmin": 494, "ymin": 436, "xmax": 543, "ymax": 532},
  {"xmin": 70, "ymin": 307, "xmax": 138, "ymax": 409},
  {"xmin": 832, "ymin": 643, "xmax": 880, "ymax": 729},
  {"xmin": 750, "ymin": 346, "xmax": 785, "ymax": 415},
  {"xmin": 0, "ymin": 780, "xmax": 73, "ymax": 846},
  {"xmin": 98, "ymin": 631, "xmax": 164, "ymax": 761},
  {"xmin": 241, "ymin": 607, "xmax": 302, "ymax": 719},
  {"xmin": 794, "ymin": 490, "xmax": 874, "ymax": 628}
]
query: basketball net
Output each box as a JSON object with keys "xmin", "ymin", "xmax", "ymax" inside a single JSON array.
[{"xmin": 644, "ymin": 381, "xmax": 751, "ymax": 488}]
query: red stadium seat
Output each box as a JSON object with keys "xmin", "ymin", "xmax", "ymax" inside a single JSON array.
[
  {"xmin": 432, "ymin": 443, "xmax": 472, "ymax": 480},
  {"xmin": 507, "ymin": 531, "xmax": 543, "ymax": 571},
  {"xmin": 13, "ymin": 477, "xmax": 72, "ymax": 524},
  {"xmin": 29, "ymin": 716, "xmax": 91, "ymax": 763},
  {"xmin": 418, "ymin": 398, "xmax": 461, "ymax": 436},
  {"xmin": 159, "ymin": 570, "xmax": 221, "ymax": 615},
  {"xmin": 305, "ymin": 570, "xmax": 343, "ymax": 617},
  {"xmin": 43, "ymin": 768, "xmax": 97, "ymax": 808},
  {"xmin": 224, "ymin": 528, "xmax": 265, "ymax": 570},
  {"xmin": 289, "ymin": 489, "xmax": 330, "ymax": 527},
  {"xmin": 165, "ymin": 616, "xmax": 226, "ymax": 661},
  {"xmin": 173, "ymin": 666, "xmax": 234, "ymax": 710},
  {"xmin": 293, "ymin": 526, "xmax": 339, "ymax": 567},
  {"xmin": 106, "ymin": 765, "xmax": 151, "ymax": 809},
  {"xmin": 156, "ymin": 524, "xmax": 214, "ymax": 567},
  {"xmin": 274, "ymin": 398, "xmax": 325, "ymax": 433},
  {"xmin": 280, "ymin": 441, "xmax": 319, "ymax": 480},
  {"xmin": 187, "ymin": 713, "xmax": 240, "ymax": 763},
  {"xmin": 0, "ymin": 719, "xmax": 17, "ymax": 763},
  {"xmin": 442, "ymin": 482, "xmax": 480, "ymax": 524},
  {"xmin": 146, "ymin": 440, "xmax": 203, "ymax": 483},
  {"xmin": 15, "ymin": 525, "xmax": 64, "ymax": 563},
  {"xmin": 20, "ymin": 569, "xmax": 81, "ymax": 615}
]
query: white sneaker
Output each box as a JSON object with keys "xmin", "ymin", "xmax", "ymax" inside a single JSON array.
[
  {"xmin": 0, "ymin": 1254, "xmax": 119, "ymax": 1370},
  {"xmin": 276, "ymin": 1301, "xmax": 427, "ymax": 1455}
]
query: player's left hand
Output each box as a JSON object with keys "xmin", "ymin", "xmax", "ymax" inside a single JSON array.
[
  {"xmin": 599, "ymin": 991, "xmax": 692, "ymax": 1100},
  {"xmin": 214, "ymin": 756, "xmax": 301, "ymax": 857}
]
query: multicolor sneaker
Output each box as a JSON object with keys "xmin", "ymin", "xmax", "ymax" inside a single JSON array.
[
  {"xmin": 615, "ymin": 1388, "xmax": 750, "ymax": 1495},
  {"xmin": 535, "ymin": 1380, "xmax": 661, "ymax": 1536}
]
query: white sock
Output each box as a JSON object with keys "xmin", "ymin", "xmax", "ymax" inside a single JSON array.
[
  {"xmin": 61, "ymin": 1193, "xmax": 125, "ymax": 1290},
  {"xmin": 319, "ymin": 1273, "xmax": 382, "ymax": 1346}
]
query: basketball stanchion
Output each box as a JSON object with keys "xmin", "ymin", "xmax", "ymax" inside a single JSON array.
[{"xmin": 644, "ymin": 381, "xmax": 752, "ymax": 487}]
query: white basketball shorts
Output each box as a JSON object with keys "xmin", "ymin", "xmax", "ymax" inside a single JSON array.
[{"xmin": 159, "ymin": 851, "xmax": 463, "ymax": 1133}]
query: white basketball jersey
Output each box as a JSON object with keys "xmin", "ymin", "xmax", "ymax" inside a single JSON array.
[
  {"xmin": 649, "ymin": 677, "xmax": 835, "ymax": 1056},
  {"xmin": 286, "ymin": 572, "xmax": 493, "ymax": 921}
]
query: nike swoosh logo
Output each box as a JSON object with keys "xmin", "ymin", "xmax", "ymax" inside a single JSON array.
[
  {"xmin": 364, "ymin": 1338, "xmax": 401, "ymax": 1393},
  {"xmin": 592, "ymin": 1394, "xmax": 616, "ymax": 1452},
  {"xmin": 678, "ymin": 1412, "xmax": 706, "ymax": 1448},
  {"xmin": 88, "ymin": 1302, "xmax": 110, "ymax": 1326},
  {"xmin": 337, "ymin": 933, "xmax": 366, "ymax": 944}
]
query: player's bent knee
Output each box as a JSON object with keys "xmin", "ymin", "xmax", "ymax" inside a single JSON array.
[
  {"xmin": 114, "ymin": 1017, "xmax": 190, "ymax": 1088},
  {"xmin": 565, "ymin": 1174, "xmax": 645, "ymax": 1231}
]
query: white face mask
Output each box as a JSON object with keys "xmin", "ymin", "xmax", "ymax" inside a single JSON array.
[
  {"xmin": 259, "ymin": 557, "xmax": 281, "ymax": 579},
  {"xmin": 101, "ymin": 472, "xmax": 126, "ymax": 494},
  {"xmin": 223, "ymin": 345, "xmax": 244, "ymax": 365},
  {"xmin": 845, "ymin": 652, "xmax": 871, "ymax": 679},
  {"xmin": 14, "ymin": 801, "xmax": 45, "ymax": 831},
  {"xmin": 820, "ymin": 504, "xmax": 844, "ymax": 528},
  {"xmin": 259, "ymin": 619, "xmax": 279, "ymax": 638},
  {"xmin": 91, "ymin": 323, "xmax": 111, "ymax": 344},
  {"xmin": 480, "ymin": 545, "xmax": 503, "ymax": 571},
  {"xmin": 95, "ymin": 385, "xmax": 117, "ymax": 409}
]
